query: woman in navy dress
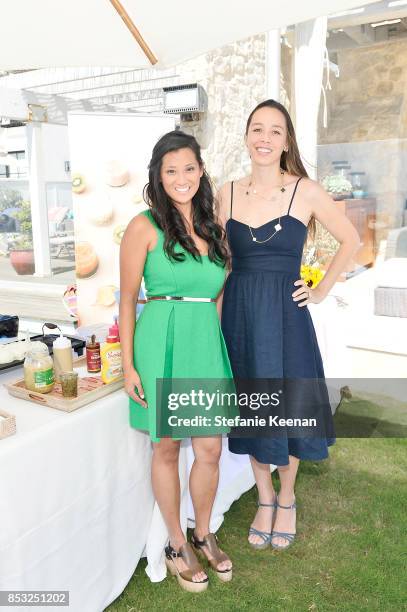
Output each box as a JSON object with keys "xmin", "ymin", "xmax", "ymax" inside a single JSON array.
[{"xmin": 218, "ymin": 100, "xmax": 359, "ymax": 550}]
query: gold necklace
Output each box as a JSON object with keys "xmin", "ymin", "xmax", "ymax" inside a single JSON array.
[{"xmin": 246, "ymin": 170, "xmax": 285, "ymax": 243}]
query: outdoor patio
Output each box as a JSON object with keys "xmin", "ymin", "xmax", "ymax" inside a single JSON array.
[{"xmin": 0, "ymin": 1, "xmax": 406, "ymax": 611}]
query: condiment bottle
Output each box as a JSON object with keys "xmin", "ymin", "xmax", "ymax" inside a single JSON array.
[
  {"xmin": 101, "ymin": 319, "xmax": 122, "ymax": 384},
  {"xmin": 52, "ymin": 332, "xmax": 73, "ymax": 382},
  {"xmin": 110, "ymin": 315, "xmax": 120, "ymax": 340},
  {"xmin": 24, "ymin": 342, "xmax": 55, "ymax": 394},
  {"xmin": 86, "ymin": 334, "xmax": 101, "ymax": 373}
]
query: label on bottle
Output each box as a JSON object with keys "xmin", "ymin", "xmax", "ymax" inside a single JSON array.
[
  {"xmin": 87, "ymin": 348, "xmax": 101, "ymax": 372},
  {"xmin": 34, "ymin": 368, "xmax": 54, "ymax": 388},
  {"xmin": 102, "ymin": 347, "xmax": 123, "ymax": 382}
]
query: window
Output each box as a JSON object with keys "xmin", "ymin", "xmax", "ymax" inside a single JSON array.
[
  {"xmin": 0, "ymin": 151, "xmax": 27, "ymax": 179},
  {"xmin": 317, "ymin": 2, "xmax": 407, "ymax": 278}
]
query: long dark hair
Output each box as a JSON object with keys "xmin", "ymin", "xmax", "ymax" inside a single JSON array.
[
  {"xmin": 246, "ymin": 100, "xmax": 316, "ymax": 239},
  {"xmin": 143, "ymin": 130, "xmax": 228, "ymax": 265}
]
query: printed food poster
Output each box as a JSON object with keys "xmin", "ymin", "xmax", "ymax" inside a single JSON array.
[{"xmin": 68, "ymin": 112, "xmax": 174, "ymax": 325}]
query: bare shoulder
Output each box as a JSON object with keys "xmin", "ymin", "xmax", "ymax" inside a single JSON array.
[
  {"xmin": 218, "ymin": 181, "xmax": 231, "ymax": 201},
  {"xmin": 219, "ymin": 176, "xmax": 250, "ymax": 194},
  {"xmin": 122, "ymin": 211, "xmax": 156, "ymax": 248},
  {"xmin": 234, "ymin": 176, "xmax": 251, "ymax": 190},
  {"xmin": 219, "ymin": 177, "xmax": 248, "ymax": 201},
  {"xmin": 300, "ymin": 177, "xmax": 327, "ymax": 199},
  {"xmin": 299, "ymin": 177, "xmax": 339, "ymax": 220},
  {"xmin": 216, "ymin": 181, "xmax": 232, "ymax": 222},
  {"xmin": 127, "ymin": 211, "xmax": 154, "ymax": 233}
]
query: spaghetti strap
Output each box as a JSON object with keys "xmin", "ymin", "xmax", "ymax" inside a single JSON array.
[
  {"xmin": 230, "ymin": 181, "xmax": 234, "ymax": 220},
  {"xmin": 287, "ymin": 177, "xmax": 302, "ymax": 216}
]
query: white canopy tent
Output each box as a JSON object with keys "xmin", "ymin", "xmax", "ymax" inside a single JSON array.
[
  {"xmin": 1, "ymin": 0, "xmax": 375, "ymax": 69},
  {"xmin": 0, "ymin": 0, "xmax": 379, "ymax": 278}
]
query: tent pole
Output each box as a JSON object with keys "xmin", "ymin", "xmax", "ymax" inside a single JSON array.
[{"xmin": 108, "ymin": 0, "xmax": 158, "ymax": 65}]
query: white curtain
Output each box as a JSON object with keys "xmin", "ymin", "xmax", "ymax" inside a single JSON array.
[{"xmin": 294, "ymin": 17, "xmax": 328, "ymax": 179}]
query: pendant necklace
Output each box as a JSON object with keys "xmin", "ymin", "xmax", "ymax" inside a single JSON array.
[{"xmin": 246, "ymin": 169, "xmax": 285, "ymax": 243}]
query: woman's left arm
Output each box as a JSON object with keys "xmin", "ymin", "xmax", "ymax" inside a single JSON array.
[{"xmin": 292, "ymin": 180, "xmax": 360, "ymax": 307}]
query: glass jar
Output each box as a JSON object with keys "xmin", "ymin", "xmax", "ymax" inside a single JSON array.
[
  {"xmin": 24, "ymin": 342, "xmax": 55, "ymax": 394},
  {"xmin": 348, "ymin": 172, "xmax": 368, "ymax": 198},
  {"xmin": 332, "ymin": 164, "xmax": 351, "ymax": 179}
]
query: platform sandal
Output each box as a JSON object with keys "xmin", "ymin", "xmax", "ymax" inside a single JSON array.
[
  {"xmin": 271, "ymin": 498, "xmax": 296, "ymax": 550},
  {"xmin": 191, "ymin": 532, "xmax": 233, "ymax": 582},
  {"xmin": 164, "ymin": 542, "xmax": 208, "ymax": 593},
  {"xmin": 248, "ymin": 499, "xmax": 277, "ymax": 550}
]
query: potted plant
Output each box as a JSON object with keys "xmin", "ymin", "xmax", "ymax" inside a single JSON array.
[
  {"xmin": 9, "ymin": 200, "xmax": 35, "ymax": 275},
  {"xmin": 321, "ymin": 174, "xmax": 353, "ymax": 201}
]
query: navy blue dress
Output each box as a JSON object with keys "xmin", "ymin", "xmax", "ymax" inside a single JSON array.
[{"xmin": 221, "ymin": 178, "xmax": 335, "ymax": 466}]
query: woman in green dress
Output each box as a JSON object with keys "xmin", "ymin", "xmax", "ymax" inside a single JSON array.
[{"xmin": 119, "ymin": 131, "xmax": 233, "ymax": 593}]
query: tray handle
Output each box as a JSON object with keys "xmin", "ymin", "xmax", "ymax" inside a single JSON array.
[{"xmin": 28, "ymin": 393, "xmax": 47, "ymax": 403}]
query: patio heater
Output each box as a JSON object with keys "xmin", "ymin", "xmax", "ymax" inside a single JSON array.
[{"xmin": 163, "ymin": 84, "xmax": 208, "ymax": 123}]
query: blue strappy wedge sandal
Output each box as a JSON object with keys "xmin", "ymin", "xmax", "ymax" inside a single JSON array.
[
  {"xmin": 248, "ymin": 499, "xmax": 277, "ymax": 550},
  {"xmin": 271, "ymin": 498, "xmax": 296, "ymax": 550}
]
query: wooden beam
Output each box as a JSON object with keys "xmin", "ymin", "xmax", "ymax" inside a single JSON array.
[
  {"xmin": 343, "ymin": 24, "xmax": 376, "ymax": 46},
  {"xmin": 328, "ymin": 2, "xmax": 407, "ymax": 29},
  {"xmin": 108, "ymin": 0, "xmax": 158, "ymax": 65},
  {"xmin": 0, "ymin": 87, "xmax": 130, "ymax": 125}
]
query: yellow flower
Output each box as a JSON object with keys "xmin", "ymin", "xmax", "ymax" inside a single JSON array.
[{"xmin": 300, "ymin": 265, "xmax": 324, "ymax": 288}]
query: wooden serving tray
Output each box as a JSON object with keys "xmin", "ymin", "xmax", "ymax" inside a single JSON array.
[{"xmin": 4, "ymin": 357, "xmax": 124, "ymax": 412}]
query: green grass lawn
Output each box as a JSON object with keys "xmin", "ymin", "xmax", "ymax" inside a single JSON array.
[
  {"xmin": 107, "ymin": 438, "xmax": 406, "ymax": 612},
  {"xmin": 334, "ymin": 393, "xmax": 407, "ymax": 438}
]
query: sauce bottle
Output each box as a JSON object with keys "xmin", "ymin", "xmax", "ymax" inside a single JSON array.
[
  {"xmin": 86, "ymin": 334, "xmax": 101, "ymax": 373},
  {"xmin": 100, "ymin": 318, "xmax": 122, "ymax": 384},
  {"xmin": 52, "ymin": 332, "xmax": 73, "ymax": 382}
]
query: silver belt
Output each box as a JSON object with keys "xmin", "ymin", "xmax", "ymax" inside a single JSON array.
[{"xmin": 141, "ymin": 295, "xmax": 216, "ymax": 303}]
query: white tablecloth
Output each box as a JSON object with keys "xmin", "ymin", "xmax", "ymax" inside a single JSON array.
[
  {"xmin": 0, "ymin": 367, "xmax": 253, "ymax": 611},
  {"xmin": 0, "ymin": 295, "xmax": 345, "ymax": 610}
]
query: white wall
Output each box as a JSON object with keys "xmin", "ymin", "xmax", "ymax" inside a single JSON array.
[
  {"xmin": 42, "ymin": 123, "xmax": 71, "ymax": 183},
  {"xmin": 2, "ymin": 126, "xmax": 26, "ymax": 152}
]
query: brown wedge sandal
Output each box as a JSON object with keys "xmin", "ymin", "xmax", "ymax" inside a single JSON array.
[
  {"xmin": 164, "ymin": 542, "xmax": 209, "ymax": 593},
  {"xmin": 191, "ymin": 532, "xmax": 233, "ymax": 583}
]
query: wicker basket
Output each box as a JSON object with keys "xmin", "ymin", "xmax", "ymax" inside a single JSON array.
[
  {"xmin": 0, "ymin": 409, "xmax": 16, "ymax": 440},
  {"xmin": 374, "ymin": 286, "xmax": 407, "ymax": 318}
]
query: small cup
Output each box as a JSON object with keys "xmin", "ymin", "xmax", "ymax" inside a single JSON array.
[{"xmin": 60, "ymin": 371, "xmax": 78, "ymax": 398}]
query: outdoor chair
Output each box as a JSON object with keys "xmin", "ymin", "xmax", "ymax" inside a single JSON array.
[{"xmin": 374, "ymin": 254, "xmax": 407, "ymax": 318}]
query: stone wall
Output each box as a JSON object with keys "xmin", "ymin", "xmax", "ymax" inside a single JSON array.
[
  {"xmin": 319, "ymin": 38, "xmax": 407, "ymax": 144},
  {"xmin": 174, "ymin": 33, "xmax": 407, "ymax": 226},
  {"xmin": 177, "ymin": 34, "xmax": 267, "ymax": 188},
  {"xmin": 317, "ymin": 38, "xmax": 407, "ymax": 227}
]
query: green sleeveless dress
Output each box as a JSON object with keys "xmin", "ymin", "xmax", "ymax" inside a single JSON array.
[{"xmin": 130, "ymin": 210, "xmax": 235, "ymax": 441}]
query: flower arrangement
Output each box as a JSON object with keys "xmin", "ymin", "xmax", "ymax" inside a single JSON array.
[
  {"xmin": 300, "ymin": 264, "xmax": 324, "ymax": 288},
  {"xmin": 301, "ymin": 244, "xmax": 325, "ymax": 288}
]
